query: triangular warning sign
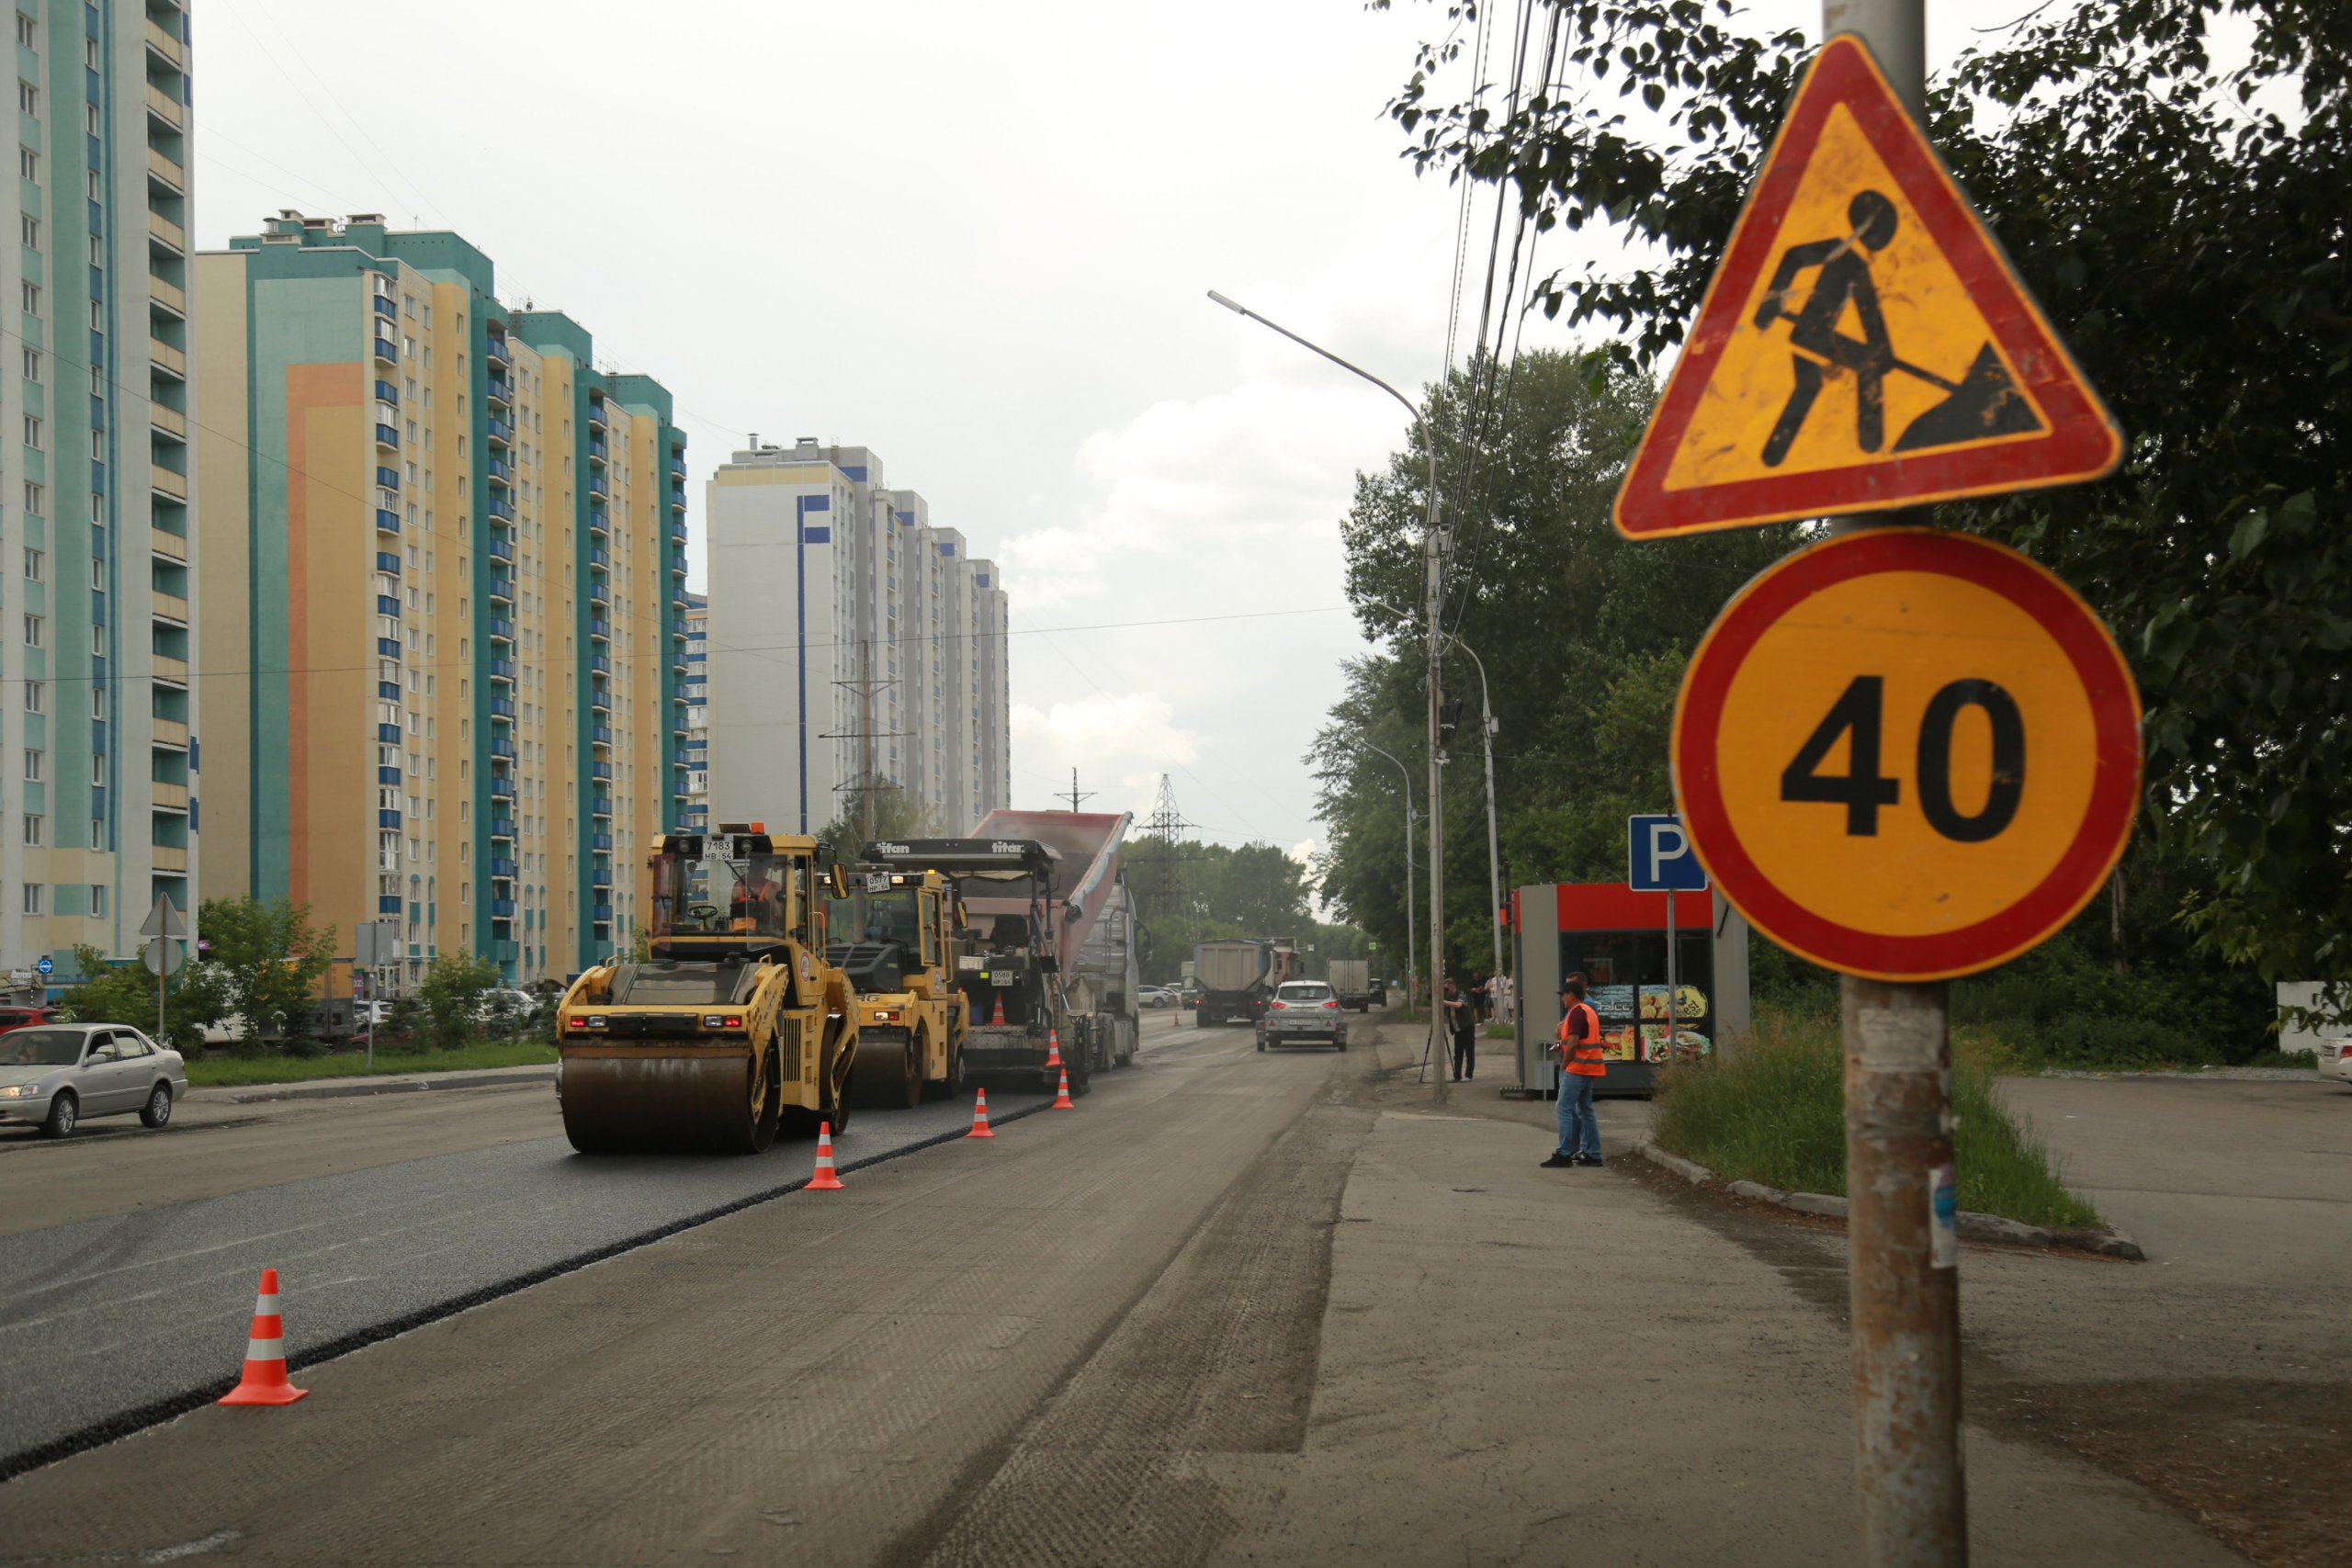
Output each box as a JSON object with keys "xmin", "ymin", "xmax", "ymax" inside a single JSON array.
[{"xmin": 1613, "ymin": 35, "xmax": 2121, "ymax": 539}]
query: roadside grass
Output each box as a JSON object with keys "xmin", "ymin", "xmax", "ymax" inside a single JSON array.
[
  {"xmin": 2243, "ymin": 1049, "xmax": 2318, "ymax": 1070},
  {"xmin": 1650, "ymin": 1004, "xmax": 2101, "ymax": 1230},
  {"xmin": 185, "ymin": 1040, "xmax": 557, "ymax": 1088}
]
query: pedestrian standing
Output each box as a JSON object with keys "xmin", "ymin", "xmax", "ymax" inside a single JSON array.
[
  {"xmin": 1542, "ymin": 975, "xmax": 1607, "ymax": 1168},
  {"xmin": 1442, "ymin": 977, "xmax": 1476, "ymax": 1082}
]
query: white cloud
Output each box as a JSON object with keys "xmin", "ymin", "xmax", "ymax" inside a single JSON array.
[{"xmin": 1010, "ymin": 693, "xmax": 1201, "ymax": 802}]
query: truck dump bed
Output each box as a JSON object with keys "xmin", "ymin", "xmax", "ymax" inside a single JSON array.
[{"xmin": 966, "ymin": 809, "xmax": 1132, "ymax": 972}]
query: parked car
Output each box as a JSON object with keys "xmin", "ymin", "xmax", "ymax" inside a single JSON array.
[
  {"xmin": 475, "ymin": 987, "xmax": 539, "ymax": 1023},
  {"xmin": 0, "ymin": 1005, "xmax": 62, "ymax": 1036},
  {"xmin": 2321, "ymin": 1037, "xmax": 2352, "ymax": 1089},
  {"xmin": 1369, "ymin": 976, "xmax": 1389, "ymax": 1007},
  {"xmin": 0, "ymin": 1024, "xmax": 188, "ymax": 1138},
  {"xmin": 1255, "ymin": 981, "xmax": 1350, "ymax": 1052},
  {"xmin": 1137, "ymin": 986, "xmax": 1179, "ymax": 1009}
]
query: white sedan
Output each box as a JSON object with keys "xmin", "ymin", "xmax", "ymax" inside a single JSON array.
[
  {"xmin": 2321, "ymin": 1038, "xmax": 2352, "ymax": 1089},
  {"xmin": 0, "ymin": 1024, "xmax": 188, "ymax": 1138}
]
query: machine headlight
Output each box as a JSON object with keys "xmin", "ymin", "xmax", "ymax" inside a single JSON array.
[{"xmin": 1, "ymin": 1083, "xmax": 38, "ymax": 1098}]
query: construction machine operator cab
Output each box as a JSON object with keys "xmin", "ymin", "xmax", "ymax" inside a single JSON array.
[{"xmin": 648, "ymin": 827, "xmax": 812, "ymax": 960}]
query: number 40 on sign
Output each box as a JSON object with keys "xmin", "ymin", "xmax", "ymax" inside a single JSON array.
[{"xmin": 1672, "ymin": 527, "xmax": 2141, "ymax": 982}]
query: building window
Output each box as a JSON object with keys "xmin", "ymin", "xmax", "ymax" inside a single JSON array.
[
  {"xmin": 17, "ymin": 83, "xmax": 36, "ymax": 116},
  {"xmin": 22, "ymin": 481, "xmax": 39, "ymax": 514},
  {"xmin": 84, "ymin": 104, "xmax": 96, "ymax": 137},
  {"xmin": 14, "ymin": 15, "xmax": 32, "ymax": 48},
  {"xmin": 19, "ymin": 281, "xmax": 37, "ymax": 317},
  {"xmin": 16, "ymin": 148, "xmax": 32, "ymax": 182},
  {"xmin": 23, "ymin": 813, "xmax": 41, "ymax": 846},
  {"xmin": 89, "ymin": 886, "xmax": 106, "ymax": 919},
  {"xmin": 20, "ymin": 347, "xmax": 37, "ymax": 381},
  {"xmin": 21, "ymin": 547, "xmax": 38, "ymax": 581},
  {"xmin": 21, "ymin": 883, "xmax": 40, "ymax": 915},
  {"xmin": 17, "ymin": 215, "xmax": 34, "ymax": 250},
  {"xmin": 22, "ymin": 750, "xmax": 38, "ymax": 781},
  {"xmin": 21, "ymin": 680, "xmax": 40, "ymax": 713},
  {"xmin": 22, "ymin": 613, "xmax": 40, "ymax": 647},
  {"xmin": 19, "ymin": 416, "xmax": 36, "ymax": 451}
]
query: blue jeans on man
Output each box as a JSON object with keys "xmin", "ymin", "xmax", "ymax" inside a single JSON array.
[{"xmin": 1555, "ymin": 1074, "xmax": 1600, "ymax": 1160}]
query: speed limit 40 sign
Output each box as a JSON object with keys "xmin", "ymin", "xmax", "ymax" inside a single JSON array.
[{"xmin": 1673, "ymin": 527, "xmax": 2140, "ymax": 980}]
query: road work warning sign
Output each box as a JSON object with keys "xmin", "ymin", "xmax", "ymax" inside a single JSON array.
[{"xmin": 1614, "ymin": 34, "xmax": 2122, "ymax": 538}]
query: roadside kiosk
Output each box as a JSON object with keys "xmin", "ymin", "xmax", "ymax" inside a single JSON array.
[{"xmin": 1510, "ymin": 883, "xmax": 1750, "ymax": 1099}]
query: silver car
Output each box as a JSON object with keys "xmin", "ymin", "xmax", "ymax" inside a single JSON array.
[
  {"xmin": 0, "ymin": 1024, "xmax": 188, "ymax": 1139},
  {"xmin": 1256, "ymin": 981, "xmax": 1350, "ymax": 1052}
]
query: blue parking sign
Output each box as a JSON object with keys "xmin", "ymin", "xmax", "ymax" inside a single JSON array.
[{"xmin": 1628, "ymin": 814, "xmax": 1709, "ymax": 893}]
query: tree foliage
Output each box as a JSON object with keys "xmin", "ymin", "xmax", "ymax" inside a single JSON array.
[
  {"xmin": 59, "ymin": 945, "xmax": 227, "ymax": 1055},
  {"xmin": 193, "ymin": 896, "xmax": 338, "ymax": 1041},
  {"xmin": 819, "ymin": 777, "xmax": 948, "ymax": 853},
  {"xmin": 1380, "ymin": 0, "xmax": 2349, "ymax": 1002},
  {"xmin": 1124, "ymin": 834, "xmax": 1366, "ymax": 983},
  {"xmin": 415, "ymin": 953, "xmax": 501, "ymax": 1051}
]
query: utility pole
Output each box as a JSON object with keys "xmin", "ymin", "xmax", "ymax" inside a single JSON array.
[
  {"xmin": 1358, "ymin": 739, "xmax": 1416, "ymax": 1035},
  {"xmin": 1060, "ymin": 768, "xmax": 1095, "ymax": 814},
  {"xmin": 820, "ymin": 668, "xmax": 902, "ymax": 849},
  {"xmin": 1819, "ymin": 5, "xmax": 1963, "ymax": 1563}
]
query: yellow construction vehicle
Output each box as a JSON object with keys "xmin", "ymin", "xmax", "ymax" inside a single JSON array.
[
  {"xmin": 555, "ymin": 824, "xmax": 859, "ymax": 1155},
  {"xmin": 828, "ymin": 862, "xmax": 970, "ymax": 1109}
]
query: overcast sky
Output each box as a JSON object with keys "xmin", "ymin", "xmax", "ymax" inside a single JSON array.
[{"xmin": 195, "ymin": 0, "xmax": 2007, "ymax": 867}]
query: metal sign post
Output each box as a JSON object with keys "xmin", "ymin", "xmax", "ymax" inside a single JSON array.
[
  {"xmin": 140, "ymin": 894, "xmax": 188, "ymax": 1044},
  {"xmin": 1629, "ymin": 814, "xmax": 1708, "ymax": 1065},
  {"xmin": 1665, "ymin": 889, "xmax": 1677, "ymax": 1058}
]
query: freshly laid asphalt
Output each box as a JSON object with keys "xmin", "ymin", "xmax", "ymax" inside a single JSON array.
[{"xmin": 0, "ymin": 1073, "xmax": 1051, "ymax": 1475}]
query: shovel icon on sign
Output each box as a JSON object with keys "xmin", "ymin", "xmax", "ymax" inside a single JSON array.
[{"xmin": 1752, "ymin": 190, "xmax": 2044, "ymax": 467}]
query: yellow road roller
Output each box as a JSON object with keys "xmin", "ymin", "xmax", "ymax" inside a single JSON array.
[{"xmin": 556, "ymin": 824, "xmax": 858, "ymax": 1155}]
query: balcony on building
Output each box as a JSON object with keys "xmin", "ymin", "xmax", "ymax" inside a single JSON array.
[
  {"xmin": 151, "ymin": 591, "xmax": 188, "ymax": 626},
  {"xmin": 591, "ymin": 724, "xmax": 613, "ymax": 747},
  {"xmin": 487, "ymin": 377, "xmax": 513, "ymax": 410},
  {"xmin": 591, "ymin": 869, "xmax": 613, "ymax": 889},
  {"xmin": 378, "ymin": 809, "xmax": 402, "ymax": 829},
  {"xmin": 150, "ymin": 524, "xmax": 187, "ymax": 563},
  {"xmin": 488, "ymin": 615, "xmax": 514, "ymax": 643},
  {"xmin": 375, "ymin": 421, "xmax": 397, "ymax": 451},
  {"xmin": 145, "ymin": 143, "xmax": 186, "ymax": 198},
  {"xmin": 147, "ymin": 208, "xmax": 187, "ymax": 257},
  {"xmin": 586, "ymin": 400, "xmax": 607, "ymax": 434},
  {"xmin": 376, "ymin": 721, "xmax": 401, "ymax": 744},
  {"xmin": 145, "ymin": 13, "xmax": 189, "ymax": 68},
  {"xmin": 590, "ymin": 653, "xmax": 611, "ymax": 675},
  {"xmin": 489, "ymin": 695, "xmax": 515, "ymax": 720},
  {"xmin": 490, "ymin": 818, "xmax": 516, "ymax": 840},
  {"xmin": 490, "ymin": 737, "xmax": 516, "ymax": 761},
  {"xmin": 592, "ymin": 797, "xmax": 612, "ymax": 820},
  {"xmin": 488, "ymin": 573, "xmax": 515, "ymax": 604},
  {"xmin": 488, "ymin": 534, "xmax": 514, "ymax": 565},
  {"xmin": 373, "ymin": 333, "xmax": 397, "ymax": 367},
  {"xmin": 152, "ymin": 653, "xmax": 188, "ymax": 688},
  {"xmin": 592, "ymin": 904, "xmax": 614, "ymax": 926},
  {"xmin": 488, "ymin": 657, "xmax": 514, "ymax": 682},
  {"xmin": 148, "ymin": 271, "xmax": 187, "ymax": 321},
  {"xmin": 378, "ymin": 895, "xmax": 403, "ymax": 916},
  {"xmin": 150, "ymin": 336, "xmax": 187, "ymax": 379},
  {"xmin": 589, "ymin": 617, "xmax": 611, "ymax": 644},
  {"xmin": 486, "ymin": 455, "xmax": 512, "ymax": 486},
  {"xmin": 490, "ymin": 898, "xmax": 517, "ymax": 919},
  {"xmin": 489, "ymin": 775, "xmax": 514, "ymax": 801},
  {"xmin": 485, "ymin": 332, "xmax": 510, "ymax": 368},
  {"xmin": 152, "ymin": 781, "xmax": 190, "ymax": 813},
  {"xmin": 152, "ymin": 717, "xmax": 189, "ymax": 750},
  {"xmin": 151, "ymin": 843, "xmax": 189, "ymax": 874},
  {"xmin": 588, "ymin": 583, "xmax": 608, "ymax": 608},
  {"xmin": 489, "ymin": 496, "xmax": 516, "ymax": 524},
  {"xmin": 587, "ymin": 472, "xmax": 609, "ymax": 499},
  {"xmin": 376, "ymin": 507, "xmax": 400, "ymax": 536},
  {"xmin": 487, "ymin": 415, "xmax": 514, "ymax": 447},
  {"xmin": 587, "ymin": 505, "xmax": 609, "ymax": 539},
  {"xmin": 491, "ymin": 856, "xmax": 517, "ymax": 880},
  {"xmin": 377, "ymin": 550, "xmax": 401, "ymax": 576},
  {"xmin": 591, "ymin": 832, "xmax": 615, "ymax": 852},
  {"xmin": 586, "ymin": 436, "xmax": 607, "ymax": 466},
  {"xmin": 590, "ymin": 761, "xmax": 613, "ymax": 782},
  {"xmin": 150, "ymin": 401, "xmax": 187, "ymax": 444},
  {"xmin": 148, "ymin": 460, "xmax": 187, "ymax": 503},
  {"xmin": 589, "ymin": 686, "xmax": 611, "ymax": 714}
]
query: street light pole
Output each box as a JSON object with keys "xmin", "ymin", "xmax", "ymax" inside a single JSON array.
[
  {"xmin": 1209, "ymin": 290, "xmax": 1448, "ymax": 1099},
  {"xmin": 1362, "ymin": 599, "xmax": 1507, "ymax": 1018},
  {"xmin": 1357, "ymin": 738, "xmax": 1416, "ymax": 1016}
]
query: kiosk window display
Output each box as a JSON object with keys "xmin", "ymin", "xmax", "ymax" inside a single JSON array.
[{"xmin": 1511, "ymin": 883, "xmax": 1727, "ymax": 1098}]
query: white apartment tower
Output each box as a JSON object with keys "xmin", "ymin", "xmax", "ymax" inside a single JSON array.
[{"xmin": 706, "ymin": 439, "xmax": 1010, "ymax": 838}]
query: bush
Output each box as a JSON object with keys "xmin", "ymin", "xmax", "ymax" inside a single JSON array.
[{"xmin": 1651, "ymin": 1002, "xmax": 2101, "ymax": 1230}]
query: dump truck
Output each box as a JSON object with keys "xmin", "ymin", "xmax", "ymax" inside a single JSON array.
[
  {"xmin": 1194, "ymin": 936, "xmax": 1299, "ymax": 1026},
  {"xmin": 827, "ymin": 862, "xmax": 971, "ymax": 1109},
  {"xmin": 554, "ymin": 824, "xmax": 860, "ymax": 1155},
  {"xmin": 972, "ymin": 808, "xmax": 1137, "ymax": 1082}
]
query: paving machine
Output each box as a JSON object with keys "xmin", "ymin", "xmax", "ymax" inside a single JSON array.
[
  {"xmin": 826, "ymin": 862, "xmax": 971, "ymax": 1109},
  {"xmin": 555, "ymin": 824, "xmax": 859, "ymax": 1155}
]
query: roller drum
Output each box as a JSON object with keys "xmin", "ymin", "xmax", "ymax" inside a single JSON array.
[
  {"xmin": 850, "ymin": 1025, "xmax": 922, "ymax": 1111},
  {"xmin": 560, "ymin": 1045, "xmax": 777, "ymax": 1155}
]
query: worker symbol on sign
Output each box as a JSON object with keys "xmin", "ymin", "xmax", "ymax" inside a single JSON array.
[{"xmin": 1751, "ymin": 189, "xmax": 2042, "ymax": 468}]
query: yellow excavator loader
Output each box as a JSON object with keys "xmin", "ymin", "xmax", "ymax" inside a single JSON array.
[
  {"xmin": 556, "ymin": 824, "xmax": 859, "ymax": 1155},
  {"xmin": 828, "ymin": 863, "xmax": 971, "ymax": 1109}
]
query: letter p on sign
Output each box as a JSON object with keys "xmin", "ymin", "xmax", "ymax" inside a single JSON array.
[{"xmin": 1629, "ymin": 814, "xmax": 1711, "ymax": 894}]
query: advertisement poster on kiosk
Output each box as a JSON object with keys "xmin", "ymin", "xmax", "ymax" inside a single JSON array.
[{"xmin": 1512, "ymin": 884, "xmax": 1718, "ymax": 1097}]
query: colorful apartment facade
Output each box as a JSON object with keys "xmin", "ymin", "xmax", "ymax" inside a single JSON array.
[
  {"xmin": 0, "ymin": 1, "xmax": 196, "ymax": 988},
  {"xmin": 195, "ymin": 214, "xmax": 690, "ymax": 987}
]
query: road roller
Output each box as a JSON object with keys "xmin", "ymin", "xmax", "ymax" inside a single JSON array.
[
  {"xmin": 556, "ymin": 824, "xmax": 859, "ymax": 1155},
  {"xmin": 827, "ymin": 863, "xmax": 971, "ymax": 1109}
]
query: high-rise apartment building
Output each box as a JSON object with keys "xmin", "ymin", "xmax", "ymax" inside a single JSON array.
[
  {"xmin": 682, "ymin": 589, "xmax": 707, "ymax": 831},
  {"xmin": 0, "ymin": 2, "xmax": 195, "ymax": 988},
  {"xmin": 707, "ymin": 438, "xmax": 1009, "ymax": 838},
  {"xmin": 196, "ymin": 215, "xmax": 691, "ymax": 987}
]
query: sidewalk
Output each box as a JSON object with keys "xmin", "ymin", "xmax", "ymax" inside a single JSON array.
[
  {"xmin": 188, "ymin": 1059, "xmax": 554, "ymax": 1108},
  {"xmin": 1208, "ymin": 1022, "xmax": 2245, "ymax": 1567}
]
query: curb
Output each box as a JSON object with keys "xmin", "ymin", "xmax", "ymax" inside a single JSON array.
[
  {"xmin": 1627, "ymin": 1134, "xmax": 2143, "ymax": 1261},
  {"xmin": 215, "ymin": 1069, "xmax": 556, "ymax": 1104}
]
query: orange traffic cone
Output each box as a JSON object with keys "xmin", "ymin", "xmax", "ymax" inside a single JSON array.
[
  {"xmin": 989, "ymin": 993, "xmax": 1006, "ymax": 1026},
  {"xmin": 966, "ymin": 1088, "xmax": 995, "ymax": 1138},
  {"xmin": 219, "ymin": 1268, "xmax": 308, "ymax": 1406},
  {"xmin": 1046, "ymin": 1029, "xmax": 1062, "ymax": 1069},
  {"xmin": 1051, "ymin": 1067, "xmax": 1076, "ymax": 1110},
  {"xmin": 808, "ymin": 1122, "xmax": 844, "ymax": 1190}
]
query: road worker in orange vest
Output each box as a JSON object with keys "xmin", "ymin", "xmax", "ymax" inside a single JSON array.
[{"xmin": 1541, "ymin": 974, "xmax": 1608, "ymax": 1169}]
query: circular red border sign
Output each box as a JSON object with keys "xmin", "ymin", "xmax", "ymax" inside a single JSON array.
[{"xmin": 1673, "ymin": 528, "xmax": 2142, "ymax": 981}]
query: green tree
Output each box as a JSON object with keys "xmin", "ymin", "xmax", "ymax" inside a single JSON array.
[
  {"xmin": 58, "ymin": 945, "xmax": 228, "ymax": 1054},
  {"xmin": 194, "ymin": 896, "xmax": 337, "ymax": 1042},
  {"xmin": 415, "ymin": 953, "xmax": 501, "ymax": 1050},
  {"xmin": 1381, "ymin": 0, "xmax": 2350, "ymax": 1007},
  {"xmin": 820, "ymin": 776, "xmax": 947, "ymax": 854}
]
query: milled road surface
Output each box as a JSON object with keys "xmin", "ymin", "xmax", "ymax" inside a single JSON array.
[{"xmin": 0, "ymin": 1014, "xmax": 1348, "ymax": 1565}]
